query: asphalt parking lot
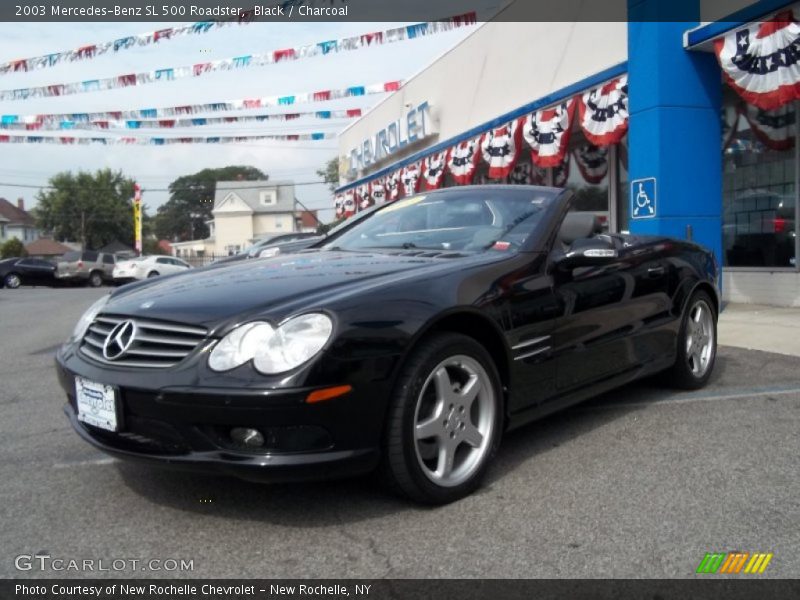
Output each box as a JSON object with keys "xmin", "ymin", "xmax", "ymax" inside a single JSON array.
[{"xmin": 1, "ymin": 286, "xmax": 798, "ymax": 579}]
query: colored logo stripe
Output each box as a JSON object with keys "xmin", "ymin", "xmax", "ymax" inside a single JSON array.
[{"xmin": 697, "ymin": 552, "xmax": 773, "ymax": 574}]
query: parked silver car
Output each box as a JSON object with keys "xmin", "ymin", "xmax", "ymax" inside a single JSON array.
[{"xmin": 55, "ymin": 251, "xmax": 116, "ymax": 287}]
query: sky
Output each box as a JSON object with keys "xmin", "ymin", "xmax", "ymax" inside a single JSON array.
[{"xmin": 0, "ymin": 20, "xmax": 475, "ymax": 222}]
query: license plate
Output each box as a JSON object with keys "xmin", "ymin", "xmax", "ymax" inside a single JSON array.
[{"xmin": 75, "ymin": 376, "xmax": 119, "ymax": 432}]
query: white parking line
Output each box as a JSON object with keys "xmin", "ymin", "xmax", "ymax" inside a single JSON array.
[
  {"xmin": 53, "ymin": 457, "xmax": 117, "ymax": 469},
  {"xmin": 579, "ymin": 385, "xmax": 800, "ymax": 412}
]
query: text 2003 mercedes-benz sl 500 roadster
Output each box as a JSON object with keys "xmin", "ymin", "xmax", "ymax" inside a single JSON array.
[{"xmin": 57, "ymin": 186, "xmax": 718, "ymax": 504}]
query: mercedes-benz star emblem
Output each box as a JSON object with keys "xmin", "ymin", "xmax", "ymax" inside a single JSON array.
[{"xmin": 102, "ymin": 320, "xmax": 137, "ymax": 360}]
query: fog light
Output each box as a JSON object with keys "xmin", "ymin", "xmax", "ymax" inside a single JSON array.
[{"xmin": 230, "ymin": 427, "xmax": 264, "ymax": 448}]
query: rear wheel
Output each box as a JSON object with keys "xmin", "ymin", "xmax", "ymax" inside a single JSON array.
[
  {"xmin": 147, "ymin": 271, "xmax": 159, "ymax": 278},
  {"xmin": 3, "ymin": 273, "xmax": 21, "ymax": 289},
  {"xmin": 88, "ymin": 271, "xmax": 103, "ymax": 287},
  {"xmin": 381, "ymin": 333, "xmax": 503, "ymax": 504},
  {"xmin": 667, "ymin": 290, "xmax": 717, "ymax": 389}
]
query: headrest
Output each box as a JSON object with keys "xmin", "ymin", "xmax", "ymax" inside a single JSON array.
[{"xmin": 558, "ymin": 213, "xmax": 602, "ymax": 245}]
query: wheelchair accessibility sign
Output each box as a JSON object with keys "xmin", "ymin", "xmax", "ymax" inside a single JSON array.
[{"xmin": 631, "ymin": 178, "xmax": 657, "ymax": 219}]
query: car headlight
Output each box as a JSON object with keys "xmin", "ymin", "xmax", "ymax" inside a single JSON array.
[
  {"xmin": 208, "ymin": 313, "xmax": 333, "ymax": 374},
  {"xmin": 69, "ymin": 294, "xmax": 109, "ymax": 343},
  {"xmin": 260, "ymin": 247, "xmax": 281, "ymax": 258}
]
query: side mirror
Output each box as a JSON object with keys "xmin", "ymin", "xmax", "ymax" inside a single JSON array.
[{"xmin": 557, "ymin": 245, "xmax": 619, "ymax": 269}]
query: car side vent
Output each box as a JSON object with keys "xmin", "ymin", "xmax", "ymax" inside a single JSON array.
[{"xmin": 79, "ymin": 314, "xmax": 208, "ymax": 369}]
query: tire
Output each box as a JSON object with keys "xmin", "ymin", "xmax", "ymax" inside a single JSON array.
[
  {"xmin": 381, "ymin": 332, "xmax": 503, "ymax": 504},
  {"xmin": 666, "ymin": 290, "xmax": 717, "ymax": 390},
  {"xmin": 147, "ymin": 271, "xmax": 159, "ymax": 278},
  {"xmin": 88, "ymin": 271, "xmax": 103, "ymax": 287},
  {"xmin": 3, "ymin": 273, "xmax": 21, "ymax": 289}
]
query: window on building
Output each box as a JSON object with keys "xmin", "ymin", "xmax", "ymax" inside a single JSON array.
[
  {"xmin": 722, "ymin": 85, "xmax": 797, "ymax": 269},
  {"xmin": 260, "ymin": 190, "xmax": 277, "ymax": 206}
]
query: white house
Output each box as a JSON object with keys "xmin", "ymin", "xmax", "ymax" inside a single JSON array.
[{"xmin": 0, "ymin": 198, "xmax": 38, "ymax": 244}]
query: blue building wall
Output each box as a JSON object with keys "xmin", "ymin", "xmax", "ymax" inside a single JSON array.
[{"xmin": 627, "ymin": 0, "xmax": 723, "ymax": 270}]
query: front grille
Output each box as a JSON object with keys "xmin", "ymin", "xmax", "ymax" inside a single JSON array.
[{"xmin": 80, "ymin": 314, "xmax": 208, "ymax": 368}]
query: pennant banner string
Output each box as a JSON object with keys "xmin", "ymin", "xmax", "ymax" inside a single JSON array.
[
  {"xmin": 0, "ymin": 18, "xmax": 253, "ymax": 76},
  {"xmin": 0, "ymin": 107, "xmax": 365, "ymax": 131},
  {"xmin": 0, "ymin": 132, "xmax": 337, "ymax": 145},
  {"xmin": 0, "ymin": 80, "xmax": 401, "ymax": 124},
  {"xmin": 0, "ymin": 12, "xmax": 476, "ymax": 101}
]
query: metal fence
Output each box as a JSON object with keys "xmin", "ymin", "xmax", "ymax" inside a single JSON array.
[{"xmin": 180, "ymin": 254, "xmax": 231, "ymax": 268}]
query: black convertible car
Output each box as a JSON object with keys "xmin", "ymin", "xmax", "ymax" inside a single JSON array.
[{"xmin": 56, "ymin": 186, "xmax": 719, "ymax": 504}]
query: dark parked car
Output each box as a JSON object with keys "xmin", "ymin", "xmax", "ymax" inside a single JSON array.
[
  {"xmin": 0, "ymin": 257, "xmax": 57, "ymax": 288},
  {"xmin": 56, "ymin": 186, "xmax": 719, "ymax": 504}
]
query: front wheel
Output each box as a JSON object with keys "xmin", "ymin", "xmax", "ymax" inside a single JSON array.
[
  {"xmin": 667, "ymin": 290, "xmax": 717, "ymax": 389},
  {"xmin": 3, "ymin": 273, "xmax": 21, "ymax": 289},
  {"xmin": 381, "ymin": 333, "xmax": 503, "ymax": 504},
  {"xmin": 88, "ymin": 271, "xmax": 103, "ymax": 287}
]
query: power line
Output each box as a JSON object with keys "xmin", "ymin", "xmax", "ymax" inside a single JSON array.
[{"xmin": 0, "ymin": 179, "xmax": 335, "ymax": 191}]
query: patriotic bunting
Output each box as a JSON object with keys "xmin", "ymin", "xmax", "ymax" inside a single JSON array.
[
  {"xmin": 715, "ymin": 10, "xmax": 800, "ymax": 110},
  {"xmin": 0, "ymin": 82, "xmax": 398, "ymax": 126},
  {"xmin": 481, "ymin": 119, "xmax": 523, "ymax": 179},
  {"xmin": 0, "ymin": 14, "xmax": 475, "ymax": 101},
  {"xmin": 422, "ymin": 151, "xmax": 448, "ymax": 190},
  {"xmin": 447, "ymin": 135, "xmax": 483, "ymax": 185},
  {"xmin": 357, "ymin": 183, "xmax": 372, "ymax": 210},
  {"xmin": 573, "ymin": 145, "xmax": 609, "ymax": 184},
  {"xmin": 522, "ymin": 99, "xmax": 576, "ymax": 167},
  {"xmin": 742, "ymin": 102, "xmax": 796, "ymax": 150},
  {"xmin": 343, "ymin": 190, "xmax": 356, "ymax": 217},
  {"xmin": 370, "ymin": 179, "xmax": 387, "ymax": 204},
  {"xmin": 577, "ymin": 75, "xmax": 629, "ymax": 146},
  {"xmin": 334, "ymin": 193, "xmax": 345, "ymax": 219},
  {"xmin": 509, "ymin": 160, "xmax": 533, "ymax": 185},
  {"xmin": 400, "ymin": 163, "xmax": 422, "ymax": 196},
  {"xmin": 386, "ymin": 170, "xmax": 402, "ymax": 201}
]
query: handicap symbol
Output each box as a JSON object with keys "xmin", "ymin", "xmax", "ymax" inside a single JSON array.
[{"xmin": 633, "ymin": 181, "xmax": 655, "ymax": 217}]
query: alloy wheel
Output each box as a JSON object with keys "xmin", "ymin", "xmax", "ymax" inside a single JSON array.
[
  {"xmin": 5, "ymin": 273, "xmax": 21, "ymax": 289},
  {"xmin": 685, "ymin": 299, "xmax": 715, "ymax": 377},
  {"xmin": 413, "ymin": 355, "xmax": 496, "ymax": 488}
]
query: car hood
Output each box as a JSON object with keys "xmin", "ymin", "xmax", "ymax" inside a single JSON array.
[{"xmin": 104, "ymin": 250, "xmax": 508, "ymax": 331}]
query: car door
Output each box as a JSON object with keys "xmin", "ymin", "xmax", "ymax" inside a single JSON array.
[
  {"xmin": 17, "ymin": 258, "xmax": 54, "ymax": 285},
  {"xmin": 155, "ymin": 257, "xmax": 173, "ymax": 275},
  {"xmin": 549, "ymin": 216, "xmax": 670, "ymax": 392}
]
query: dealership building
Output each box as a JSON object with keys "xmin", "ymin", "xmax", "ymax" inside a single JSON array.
[{"xmin": 336, "ymin": 0, "xmax": 800, "ymax": 307}]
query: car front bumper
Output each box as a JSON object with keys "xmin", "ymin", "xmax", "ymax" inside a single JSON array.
[{"xmin": 56, "ymin": 347, "xmax": 392, "ymax": 483}]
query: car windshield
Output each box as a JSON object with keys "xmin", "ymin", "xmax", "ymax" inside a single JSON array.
[{"xmin": 323, "ymin": 188, "xmax": 559, "ymax": 252}]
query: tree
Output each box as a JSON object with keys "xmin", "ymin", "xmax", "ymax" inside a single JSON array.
[
  {"xmin": 154, "ymin": 166, "xmax": 267, "ymax": 241},
  {"xmin": 317, "ymin": 157, "xmax": 340, "ymax": 193},
  {"xmin": 33, "ymin": 169, "xmax": 137, "ymax": 250},
  {"xmin": 0, "ymin": 238, "xmax": 26, "ymax": 258}
]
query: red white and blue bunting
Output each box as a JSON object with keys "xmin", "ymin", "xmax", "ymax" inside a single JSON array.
[
  {"xmin": 370, "ymin": 179, "xmax": 387, "ymax": 204},
  {"xmin": 0, "ymin": 14, "xmax": 475, "ymax": 101},
  {"xmin": 742, "ymin": 102, "xmax": 796, "ymax": 150},
  {"xmin": 357, "ymin": 183, "xmax": 372, "ymax": 210},
  {"xmin": 481, "ymin": 119, "xmax": 523, "ymax": 179},
  {"xmin": 522, "ymin": 99, "xmax": 576, "ymax": 167},
  {"xmin": 715, "ymin": 10, "xmax": 800, "ymax": 110},
  {"xmin": 386, "ymin": 170, "xmax": 402, "ymax": 201},
  {"xmin": 577, "ymin": 75, "xmax": 629, "ymax": 146},
  {"xmin": 334, "ymin": 74, "xmax": 631, "ymax": 209},
  {"xmin": 422, "ymin": 151, "xmax": 448, "ymax": 190},
  {"xmin": 447, "ymin": 135, "xmax": 483, "ymax": 185},
  {"xmin": 343, "ymin": 189, "xmax": 356, "ymax": 218},
  {"xmin": 573, "ymin": 144, "xmax": 609, "ymax": 184},
  {"xmin": 334, "ymin": 193, "xmax": 344, "ymax": 218},
  {"xmin": 400, "ymin": 163, "xmax": 422, "ymax": 196}
]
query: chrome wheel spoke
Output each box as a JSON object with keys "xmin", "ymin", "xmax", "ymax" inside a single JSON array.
[
  {"xmin": 462, "ymin": 422, "xmax": 484, "ymax": 448},
  {"xmin": 436, "ymin": 440, "xmax": 456, "ymax": 479},
  {"xmin": 459, "ymin": 374, "xmax": 480, "ymax": 409},
  {"xmin": 416, "ymin": 414, "xmax": 443, "ymax": 440},
  {"xmin": 433, "ymin": 367, "xmax": 454, "ymax": 402}
]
